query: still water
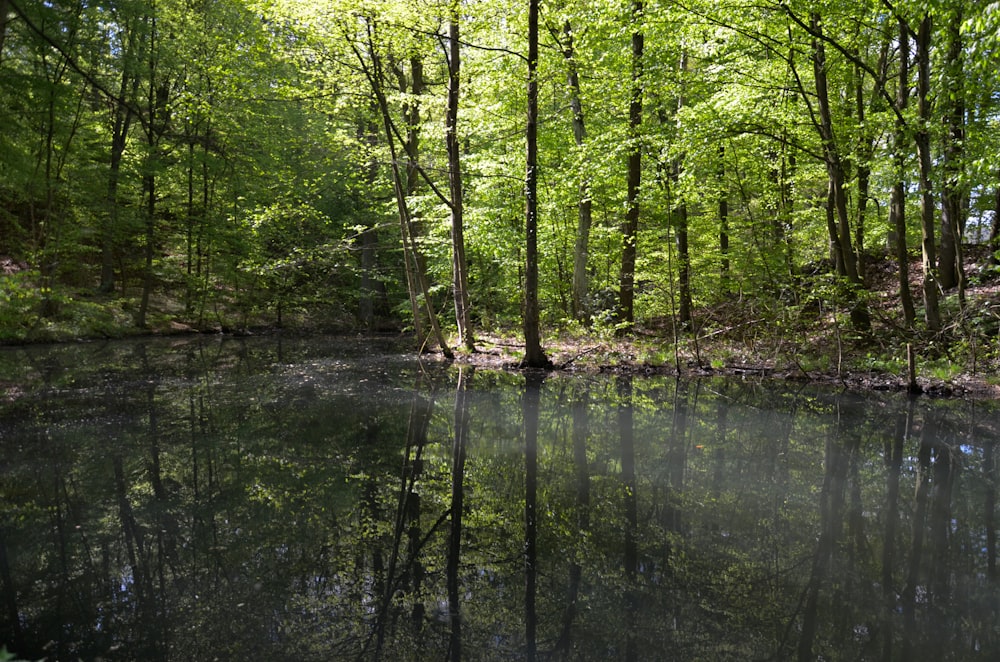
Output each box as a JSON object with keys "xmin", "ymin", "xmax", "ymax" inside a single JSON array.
[{"xmin": 1, "ymin": 335, "xmax": 998, "ymax": 661}]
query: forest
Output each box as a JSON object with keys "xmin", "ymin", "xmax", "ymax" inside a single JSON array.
[{"xmin": 1, "ymin": 0, "xmax": 999, "ymax": 377}]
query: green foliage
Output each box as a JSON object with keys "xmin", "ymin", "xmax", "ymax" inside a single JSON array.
[
  {"xmin": 0, "ymin": 0, "xmax": 995, "ymax": 365},
  {"xmin": 0, "ymin": 272, "xmax": 41, "ymax": 340},
  {"xmin": 0, "ymin": 270, "xmax": 134, "ymax": 342}
]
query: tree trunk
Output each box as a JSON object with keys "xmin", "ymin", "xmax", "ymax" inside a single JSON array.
[
  {"xmin": 102, "ymin": 60, "xmax": 138, "ymax": 294},
  {"xmin": 853, "ymin": 59, "xmax": 876, "ymax": 282},
  {"xmin": 811, "ymin": 15, "xmax": 857, "ymax": 283},
  {"xmin": 810, "ymin": 12, "xmax": 869, "ymax": 331},
  {"xmin": 891, "ymin": 18, "xmax": 916, "ymax": 327},
  {"xmin": 938, "ymin": 12, "xmax": 966, "ymax": 302},
  {"xmin": 446, "ymin": 8, "xmax": 474, "ymax": 350},
  {"xmin": 558, "ymin": 20, "xmax": 593, "ymax": 324},
  {"xmin": 137, "ymin": 171, "xmax": 155, "ymax": 328},
  {"xmin": 521, "ymin": 0, "xmax": 549, "ymax": 368},
  {"xmin": 617, "ymin": 0, "xmax": 643, "ymax": 332},
  {"xmin": 400, "ymin": 57, "xmax": 432, "ymax": 338},
  {"xmin": 674, "ymin": 159, "xmax": 691, "ymax": 328},
  {"xmin": 355, "ymin": 30, "xmax": 452, "ymax": 357},
  {"xmin": 674, "ymin": 53, "xmax": 691, "ymax": 329},
  {"xmin": 718, "ymin": 145, "xmax": 730, "ymax": 291},
  {"xmin": 137, "ymin": 15, "xmax": 167, "ymax": 329},
  {"xmin": 359, "ymin": 111, "xmax": 383, "ymax": 331},
  {"xmin": 915, "ymin": 16, "xmax": 941, "ymax": 330}
]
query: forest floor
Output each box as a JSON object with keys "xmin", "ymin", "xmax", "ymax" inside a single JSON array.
[
  {"xmin": 455, "ymin": 331, "xmax": 1000, "ymax": 399},
  {"xmin": 451, "ymin": 248, "xmax": 1000, "ymax": 399},
  {"xmin": 5, "ymin": 249, "xmax": 1000, "ymax": 399}
]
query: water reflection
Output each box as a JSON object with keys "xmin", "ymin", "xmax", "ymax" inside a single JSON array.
[{"xmin": 1, "ymin": 336, "xmax": 999, "ymax": 660}]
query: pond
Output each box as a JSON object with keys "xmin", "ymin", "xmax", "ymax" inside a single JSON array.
[{"xmin": 1, "ymin": 335, "xmax": 998, "ymax": 661}]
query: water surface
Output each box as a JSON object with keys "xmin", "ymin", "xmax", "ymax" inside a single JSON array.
[{"xmin": 1, "ymin": 335, "xmax": 998, "ymax": 660}]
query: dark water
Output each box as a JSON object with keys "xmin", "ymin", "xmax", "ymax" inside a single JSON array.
[{"xmin": 1, "ymin": 335, "xmax": 998, "ymax": 661}]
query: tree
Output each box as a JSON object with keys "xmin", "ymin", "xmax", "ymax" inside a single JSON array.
[
  {"xmin": 445, "ymin": 2, "xmax": 475, "ymax": 351},
  {"xmin": 616, "ymin": 0, "xmax": 643, "ymax": 331},
  {"xmin": 347, "ymin": 16, "xmax": 453, "ymax": 357},
  {"xmin": 797, "ymin": 8, "xmax": 869, "ymax": 330},
  {"xmin": 889, "ymin": 16, "xmax": 916, "ymax": 327},
  {"xmin": 521, "ymin": 0, "xmax": 549, "ymax": 368},
  {"xmin": 914, "ymin": 14, "xmax": 942, "ymax": 330},
  {"xmin": 937, "ymin": 5, "xmax": 966, "ymax": 299},
  {"xmin": 548, "ymin": 14, "xmax": 593, "ymax": 324}
]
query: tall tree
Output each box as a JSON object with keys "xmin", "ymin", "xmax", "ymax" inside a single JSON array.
[
  {"xmin": 521, "ymin": 0, "xmax": 549, "ymax": 368},
  {"xmin": 98, "ymin": 0, "xmax": 142, "ymax": 294},
  {"xmin": 889, "ymin": 16, "xmax": 916, "ymax": 327},
  {"xmin": 617, "ymin": 0, "xmax": 644, "ymax": 331},
  {"xmin": 445, "ymin": 3, "xmax": 475, "ymax": 351},
  {"xmin": 914, "ymin": 14, "xmax": 941, "ymax": 330},
  {"xmin": 673, "ymin": 51, "xmax": 692, "ymax": 329},
  {"xmin": 805, "ymin": 11, "xmax": 868, "ymax": 330},
  {"xmin": 550, "ymin": 17, "xmax": 593, "ymax": 324},
  {"xmin": 135, "ymin": 2, "xmax": 172, "ymax": 328},
  {"xmin": 937, "ymin": 6, "xmax": 966, "ymax": 299},
  {"xmin": 718, "ymin": 145, "xmax": 730, "ymax": 291},
  {"xmin": 349, "ymin": 18, "xmax": 453, "ymax": 357}
]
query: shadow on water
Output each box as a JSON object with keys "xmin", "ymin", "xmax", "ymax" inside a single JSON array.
[{"xmin": 1, "ymin": 335, "xmax": 999, "ymax": 660}]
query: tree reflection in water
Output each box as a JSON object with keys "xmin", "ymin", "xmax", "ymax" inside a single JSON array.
[{"xmin": 1, "ymin": 336, "xmax": 999, "ymax": 660}]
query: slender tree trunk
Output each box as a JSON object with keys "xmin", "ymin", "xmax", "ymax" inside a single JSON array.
[
  {"xmin": 354, "ymin": 31, "xmax": 453, "ymax": 357},
  {"xmin": 617, "ymin": 0, "xmax": 643, "ymax": 331},
  {"xmin": 403, "ymin": 57, "xmax": 423, "ymax": 197},
  {"xmin": 522, "ymin": 0, "xmax": 549, "ymax": 368},
  {"xmin": 718, "ymin": 145, "xmax": 730, "ymax": 291},
  {"xmin": 359, "ymin": 112, "xmax": 382, "ymax": 331},
  {"xmin": 446, "ymin": 8, "xmax": 474, "ymax": 350},
  {"xmin": 779, "ymin": 143, "xmax": 796, "ymax": 276},
  {"xmin": 811, "ymin": 14, "xmax": 857, "ymax": 283},
  {"xmin": 891, "ymin": 18, "xmax": 916, "ymax": 327},
  {"xmin": 137, "ymin": 13, "xmax": 166, "ymax": 329},
  {"xmin": 558, "ymin": 20, "xmax": 593, "ymax": 324},
  {"xmin": 810, "ymin": 12, "xmax": 869, "ymax": 331},
  {"xmin": 102, "ymin": 62, "xmax": 137, "ymax": 294},
  {"xmin": 811, "ymin": 13, "xmax": 860, "ymax": 282},
  {"xmin": 938, "ymin": 12, "xmax": 966, "ymax": 302},
  {"xmin": 674, "ymin": 52, "xmax": 691, "ymax": 329},
  {"xmin": 400, "ymin": 57, "xmax": 432, "ymax": 339},
  {"xmin": 674, "ymin": 160, "xmax": 691, "ymax": 327},
  {"xmin": 137, "ymin": 171, "xmax": 155, "ymax": 327},
  {"xmin": 915, "ymin": 16, "xmax": 941, "ymax": 330},
  {"xmin": 853, "ymin": 59, "xmax": 876, "ymax": 282}
]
